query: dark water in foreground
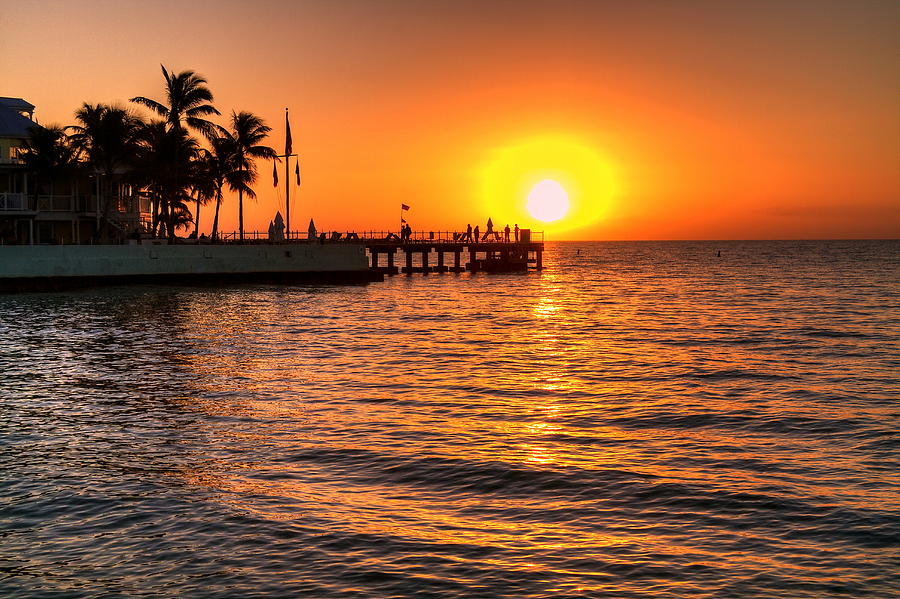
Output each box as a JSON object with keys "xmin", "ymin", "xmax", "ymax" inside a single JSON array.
[{"xmin": 1, "ymin": 240, "xmax": 898, "ymax": 598}]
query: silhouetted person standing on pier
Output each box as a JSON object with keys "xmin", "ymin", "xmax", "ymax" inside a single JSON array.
[
  {"xmin": 504, "ymin": 224, "xmax": 510, "ymax": 242},
  {"xmin": 466, "ymin": 224, "xmax": 473, "ymax": 242},
  {"xmin": 514, "ymin": 224, "xmax": 519, "ymax": 242},
  {"xmin": 483, "ymin": 218, "xmax": 494, "ymax": 241},
  {"xmin": 473, "ymin": 225, "xmax": 480, "ymax": 243}
]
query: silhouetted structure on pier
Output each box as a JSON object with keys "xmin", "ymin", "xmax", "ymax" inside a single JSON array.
[{"xmin": 365, "ymin": 231, "xmax": 543, "ymax": 275}]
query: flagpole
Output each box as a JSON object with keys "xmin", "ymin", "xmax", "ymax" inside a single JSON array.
[{"xmin": 285, "ymin": 108, "xmax": 290, "ymax": 240}]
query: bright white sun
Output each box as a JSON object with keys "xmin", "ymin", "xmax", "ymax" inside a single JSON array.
[{"xmin": 526, "ymin": 179, "xmax": 570, "ymax": 222}]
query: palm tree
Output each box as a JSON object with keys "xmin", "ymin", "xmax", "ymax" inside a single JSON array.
[
  {"xmin": 130, "ymin": 65, "xmax": 220, "ymax": 137},
  {"xmin": 227, "ymin": 111, "xmax": 277, "ymax": 240},
  {"xmin": 169, "ymin": 200, "xmax": 195, "ymax": 234},
  {"xmin": 68, "ymin": 103, "xmax": 143, "ymax": 240},
  {"xmin": 132, "ymin": 121, "xmax": 199, "ymax": 240},
  {"xmin": 190, "ymin": 148, "xmax": 218, "ymax": 241},
  {"xmin": 130, "ymin": 66, "xmax": 222, "ymax": 238},
  {"xmin": 20, "ymin": 124, "xmax": 76, "ymax": 207},
  {"xmin": 201, "ymin": 134, "xmax": 238, "ymax": 241}
]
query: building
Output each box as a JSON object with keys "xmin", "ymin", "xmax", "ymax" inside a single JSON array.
[{"xmin": 0, "ymin": 97, "xmax": 149, "ymax": 244}]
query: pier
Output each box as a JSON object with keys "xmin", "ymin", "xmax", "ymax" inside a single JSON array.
[
  {"xmin": 216, "ymin": 230, "xmax": 544, "ymax": 275},
  {"xmin": 365, "ymin": 235, "xmax": 543, "ymax": 275}
]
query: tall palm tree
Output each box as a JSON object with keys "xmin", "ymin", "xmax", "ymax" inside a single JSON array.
[
  {"xmin": 201, "ymin": 134, "xmax": 238, "ymax": 241},
  {"xmin": 130, "ymin": 65, "xmax": 220, "ymax": 137},
  {"xmin": 130, "ymin": 66, "xmax": 222, "ymax": 238},
  {"xmin": 190, "ymin": 148, "xmax": 218, "ymax": 241},
  {"xmin": 68, "ymin": 103, "xmax": 143, "ymax": 240},
  {"xmin": 227, "ymin": 111, "xmax": 277, "ymax": 240}
]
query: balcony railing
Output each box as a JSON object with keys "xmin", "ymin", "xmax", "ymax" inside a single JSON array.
[
  {"xmin": 0, "ymin": 193, "xmax": 151, "ymax": 215},
  {"xmin": 0, "ymin": 193, "xmax": 27, "ymax": 211},
  {"xmin": 37, "ymin": 195, "xmax": 76, "ymax": 212}
]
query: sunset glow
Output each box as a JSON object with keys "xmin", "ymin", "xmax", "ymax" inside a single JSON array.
[
  {"xmin": 481, "ymin": 135, "xmax": 617, "ymax": 236},
  {"xmin": 1, "ymin": 1, "xmax": 897, "ymax": 239},
  {"xmin": 1, "ymin": 1, "xmax": 898, "ymax": 594}
]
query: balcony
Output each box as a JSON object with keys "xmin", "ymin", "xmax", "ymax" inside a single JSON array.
[{"xmin": 0, "ymin": 193, "xmax": 151, "ymax": 217}]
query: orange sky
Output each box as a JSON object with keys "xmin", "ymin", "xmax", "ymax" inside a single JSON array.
[{"xmin": 3, "ymin": 0, "xmax": 898, "ymax": 239}]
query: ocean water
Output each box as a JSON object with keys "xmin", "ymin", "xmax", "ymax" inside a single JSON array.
[{"xmin": 1, "ymin": 240, "xmax": 898, "ymax": 598}]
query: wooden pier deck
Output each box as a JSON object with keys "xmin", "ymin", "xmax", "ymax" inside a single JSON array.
[{"xmin": 363, "ymin": 232, "xmax": 544, "ymax": 275}]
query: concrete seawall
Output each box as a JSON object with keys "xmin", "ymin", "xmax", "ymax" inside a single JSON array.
[{"xmin": 0, "ymin": 242, "xmax": 381, "ymax": 291}]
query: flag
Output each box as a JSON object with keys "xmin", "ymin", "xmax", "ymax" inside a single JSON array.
[
  {"xmin": 273, "ymin": 160, "xmax": 278, "ymax": 187},
  {"xmin": 295, "ymin": 161, "xmax": 301, "ymax": 186},
  {"xmin": 285, "ymin": 112, "xmax": 293, "ymax": 156},
  {"xmin": 401, "ymin": 203, "xmax": 410, "ymax": 211},
  {"xmin": 401, "ymin": 217, "xmax": 406, "ymax": 223}
]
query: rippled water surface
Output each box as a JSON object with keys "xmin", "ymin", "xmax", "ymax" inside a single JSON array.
[{"xmin": 1, "ymin": 240, "xmax": 898, "ymax": 598}]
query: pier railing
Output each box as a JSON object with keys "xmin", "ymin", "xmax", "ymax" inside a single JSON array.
[{"xmin": 214, "ymin": 230, "xmax": 543, "ymax": 244}]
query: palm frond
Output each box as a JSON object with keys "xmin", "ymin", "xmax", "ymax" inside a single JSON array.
[
  {"xmin": 185, "ymin": 104, "xmax": 221, "ymax": 118},
  {"xmin": 130, "ymin": 96, "xmax": 169, "ymax": 118},
  {"xmin": 249, "ymin": 146, "xmax": 278, "ymax": 160},
  {"xmin": 186, "ymin": 117, "xmax": 221, "ymax": 140}
]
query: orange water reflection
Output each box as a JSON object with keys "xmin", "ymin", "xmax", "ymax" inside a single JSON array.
[{"xmin": 149, "ymin": 261, "xmax": 899, "ymax": 594}]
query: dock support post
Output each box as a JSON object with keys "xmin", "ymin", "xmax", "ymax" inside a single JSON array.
[
  {"xmin": 422, "ymin": 249, "xmax": 429, "ymax": 274},
  {"xmin": 536, "ymin": 249, "xmax": 543, "ymax": 270},
  {"xmin": 454, "ymin": 251, "xmax": 461, "ymax": 272},
  {"xmin": 371, "ymin": 250, "xmax": 379, "ymax": 269},
  {"xmin": 469, "ymin": 247, "xmax": 477, "ymax": 272},
  {"xmin": 437, "ymin": 251, "xmax": 444, "ymax": 272},
  {"xmin": 387, "ymin": 250, "xmax": 395, "ymax": 274},
  {"xmin": 405, "ymin": 250, "xmax": 413, "ymax": 275}
]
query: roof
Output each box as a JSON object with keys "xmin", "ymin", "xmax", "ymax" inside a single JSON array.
[
  {"xmin": 0, "ymin": 97, "xmax": 35, "ymax": 112},
  {"xmin": 0, "ymin": 98, "xmax": 37, "ymax": 138},
  {"xmin": 0, "ymin": 105, "xmax": 36, "ymax": 138}
]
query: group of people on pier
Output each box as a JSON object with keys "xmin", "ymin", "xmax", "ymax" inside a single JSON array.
[
  {"xmin": 262, "ymin": 216, "xmax": 526, "ymax": 244},
  {"xmin": 382, "ymin": 218, "xmax": 524, "ymax": 244},
  {"xmin": 461, "ymin": 220, "xmax": 520, "ymax": 243}
]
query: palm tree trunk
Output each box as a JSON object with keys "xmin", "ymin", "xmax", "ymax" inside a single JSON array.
[
  {"xmin": 151, "ymin": 192, "xmax": 159, "ymax": 237},
  {"xmin": 211, "ymin": 190, "xmax": 222, "ymax": 241},
  {"xmin": 238, "ymin": 164, "xmax": 244, "ymax": 241},
  {"xmin": 194, "ymin": 192, "xmax": 201, "ymax": 243}
]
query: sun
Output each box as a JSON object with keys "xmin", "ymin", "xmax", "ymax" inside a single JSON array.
[
  {"xmin": 480, "ymin": 134, "xmax": 617, "ymax": 236},
  {"xmin": 527, "ymin": 180, "xmax": 569, "ymax": 222}
]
